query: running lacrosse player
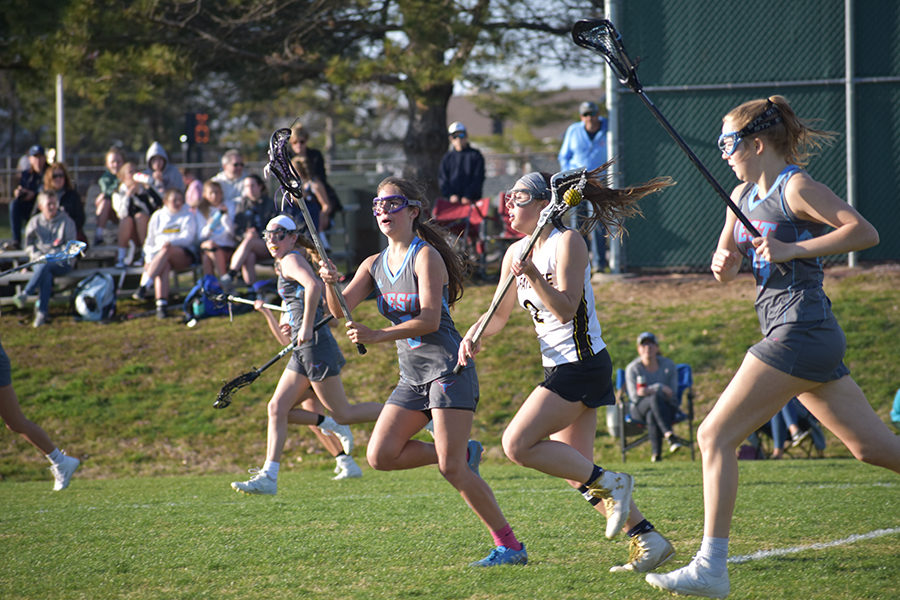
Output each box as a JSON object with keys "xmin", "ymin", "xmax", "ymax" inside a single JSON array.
[
  {"xmin": 0, "ymin": 338, "xmax": 80, "ymax": 490},
  {"xmin": 457, "ymin": 169, "xmax": 675, "ymax": 572},
  {"xmin": 646, "ymin": 96, "xmax": 900, "ymax": 599},
  {"xmin": 230, "ymin": 215, "xmax": 380, "ymax": 495},
  {"xmin": 319, "ymin": 177, "xmax": 527, "ymax": 567}
]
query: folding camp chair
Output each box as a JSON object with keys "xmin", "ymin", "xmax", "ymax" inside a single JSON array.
[
  {"xmin": 613, "ymin": 363, "xmax": 696, "ymax": 462},
  {"xmin": 431, "ymin": 197, "xmax": 491, "ymax": 277}
]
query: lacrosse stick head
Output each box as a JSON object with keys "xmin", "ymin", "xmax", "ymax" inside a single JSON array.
[
  {"xmin": 213, "ymin": 370, "xmax": 260, "ymax": 409},
  {"xmin": 571, "ymin": 19, "xmax": 641, "ymax": 92},
  {"xmin": 536, "ymin": 168, "xmax": 587, "ymax": 230},
  {"xmin": 42, "ymin": 240, "xmax": 87, "ymax": 264},
  {"xmin": 265, "ymin": 128, "xmax": 304, "ymax": 207}
]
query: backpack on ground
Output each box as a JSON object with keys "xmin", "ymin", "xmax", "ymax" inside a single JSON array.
[
  {"xmin": 182, "ymin": 274, "xmax": 232, "ymax": 322},
  {"xmin": 72, "ymin": 272, "xmax": 117, "ymax": 321}
]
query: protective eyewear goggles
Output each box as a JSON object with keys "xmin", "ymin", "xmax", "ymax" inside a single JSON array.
[
  {"xmin": 262, "ymin": 228, "xmax": 294, "ymax": 242},
  {"xmin": 717, "ymin": 101, "xmax": 783, "ymax": 157},
  {"xmin": 506, "ymin": 188, "xmax": 548, "ymax": 208},
  {"xmin": 371, "ymin": 194, "xmax": 421, "ymax": 216}
]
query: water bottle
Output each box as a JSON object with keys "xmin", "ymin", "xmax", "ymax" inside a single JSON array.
[{"xmin": 192, "ymin": 298, "xmax": 206, "ymax": 318}]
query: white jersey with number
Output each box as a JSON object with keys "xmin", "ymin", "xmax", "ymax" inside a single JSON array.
[{"xmin": 515, "ymin": 228, "xmax": 606, "ymax": 367}]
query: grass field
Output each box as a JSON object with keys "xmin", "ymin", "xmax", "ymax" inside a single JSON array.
[
  {"xmin": 1, "ymin": 264, "xmax": 899, "ymax": 598},
  {"xmin": 1, "ymin": 460, "xmax": 897, "ymax": 599}
]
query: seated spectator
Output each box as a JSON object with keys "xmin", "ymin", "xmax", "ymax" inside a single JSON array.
[
  {"xmin": 220, "ymin": 174, "xmax": 277, "ymax": 293},
  {"xmin": 141, "ymin": 141, "xmax": 184, "ymax": 198},
  {"xmin": 769, "ymin": 397, "xmax": 826, "ymax": 459},
  {"xmin": 132, "ymin": 188, "xmax": 198, "ymax": 319},
  {"xmin": 43, "ymin": 162, "xmax": 86, "ymax": 244},
  {"xmin": 183, "ymin": 169, "xmax": 204, "ymax": 210},
  {"xmin": 197, "ymin": 180, "xmax": 237, "ymax": 278},
  {"xmin": 13, "ymin": 192, "xmax": 77, "ymax": 327},
  {"xmin": 112, "ymin": 162, "xmax": 160, "ymax": 268},
  {"xmin": 93, "ymin": 147, "xmax": 123, "ymax": 246},
  {"xmin": 211, "ymin": 149, "xmax": 245, "ymax": 204},
  {"xmin": 7, "ymin": 145, "xmax": 48, "ymax": 250},
  {"xmin": 624, "ymin": 331, "xmax": 690, "ymax": 462}
]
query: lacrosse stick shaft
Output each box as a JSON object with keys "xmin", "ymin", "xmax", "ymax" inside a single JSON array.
[
  {"xmin": 452, "ymin": 213, "xmax": 553, "ymax": 375},
  {"xmin": 258, "ymin": 314, "xmax": 335, "ymax": 370},
  {"xmin": 0, "ymin": 240, "xmax": 86, "ymax": 279},
  {"xmin": 285, "ymin": 192, "xmax": 366, "ymax": 355},
  {"xmin": 227, "ymin": 294, "xmax": 286, "ymax": 312}
]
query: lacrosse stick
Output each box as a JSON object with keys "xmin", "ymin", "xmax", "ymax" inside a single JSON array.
[
  {"xmin": 214, "ymin": 314, "xmax": 334, "ymax": 408},
  {"xmin": 571, "ymin": 19, "xmax": 788, "ymax": 275},
  {"xmin": 0, "ymin": 240, "xmax": 86, "ymax": 279},
  {"xmin": 265, "ymin": 127, "xmax": 366, "ymax": 355},
  {"xmin": 453, "ymin": 168, "xmax": 586, "ymax": 374},
  {"xmin": 204, "ymin": 291, "xmax": 287, "ymax": 313}
]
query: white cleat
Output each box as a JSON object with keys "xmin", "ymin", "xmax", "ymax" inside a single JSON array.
[
  {"xmin": 319, "ymin": 416, "xmax": 354, "ymax": 454},
  {"xmin": 586, "ymin": 470, "xmax": 634, "ymax": 539},
  {"xmin": 50, "ymin": 453, "xmax": 80, "ymax": 491},
  {"xmin": 610, "ymin": 530, "xmax": 675, "ymax": 573},
  {"xmin": 645, "ymin": 558, "xmax": 730, "ymax": 598},
  {"xmin": 332, "ymin": 454, "xmax": 362, "ymax": 480},
  {"xmin": 231, "ymin": 469, "xmax": 277, "ymax": 495}
]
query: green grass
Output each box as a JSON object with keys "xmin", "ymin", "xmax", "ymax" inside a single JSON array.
[{"xmin": 0, "ymin": 461, "xmax": 897, "ymax": 599}]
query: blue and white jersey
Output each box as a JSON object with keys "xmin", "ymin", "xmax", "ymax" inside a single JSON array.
[
  {"xmin": 516, "ymin": 228, "xmax": 606, "ymax": 367},
  {"xmin": 369, "ymin": 237, "xmax": 467, "ymax": 385},
  {"xmin": 733, "ymin": 165, "xmax": 834, "ymax": 335}
]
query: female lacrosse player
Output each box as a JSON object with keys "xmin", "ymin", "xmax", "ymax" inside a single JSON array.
[
  {"xmin": 457, "ymin": 168, "xmax": 675, "ymax": 573},
  {"xmin": 646, "ymin": 96, "xmax": 900, "ymax": 599},
  {"xmin": 318, "ymin": 177, "xmax": 526, "ymax": 567},
  {"xmin": 0, "ymin": 338, "xmax": 80, "ymax": 490},
  {"xmin": 231, "ymin": 215, "xmax": 379, "ymax": 495}
]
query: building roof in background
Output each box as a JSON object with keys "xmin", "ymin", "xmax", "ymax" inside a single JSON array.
[{"xmin": 447, "ymin": 87, "xmax": 605, "ymax": 142}]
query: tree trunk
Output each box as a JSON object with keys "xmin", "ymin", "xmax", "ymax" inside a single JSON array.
[{"xmin": 402, "ymin": 81, "xmax": 454, "ymax": 204}]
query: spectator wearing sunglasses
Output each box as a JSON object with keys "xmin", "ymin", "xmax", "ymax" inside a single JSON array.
[
  {"xmin": 438, "ymin": 121, "xmax": 485, "ymax": 205},
  {"xmin": 558, "ymin": 101, "xmax": 609, "ymax": 272},
  {"xmin": 42, "ymin": 162, "xmax": 86, "ymax": 244},
  {"xmin": 212, "ymin": 149, "xmax": 246, "ymax": 204}
]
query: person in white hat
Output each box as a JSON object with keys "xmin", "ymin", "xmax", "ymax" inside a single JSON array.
[{"xmin": 438, "ymin": 121, "xmax": 485, "ymax": 205}]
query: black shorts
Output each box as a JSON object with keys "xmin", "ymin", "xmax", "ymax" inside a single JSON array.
[{"xmin": 540, "ymin": 348, "xmax": 614, "ymax": 408}]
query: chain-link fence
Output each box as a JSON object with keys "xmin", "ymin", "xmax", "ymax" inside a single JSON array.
[{"xmin": 610, "ymin": 0, "xmax": 900, "ymax": 271}]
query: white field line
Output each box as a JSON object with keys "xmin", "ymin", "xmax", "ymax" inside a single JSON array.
[{"xmin": 728, "ymin": 527, "xmax": 900, "ymax": 564}]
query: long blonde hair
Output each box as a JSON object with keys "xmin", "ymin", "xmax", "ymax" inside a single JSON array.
[
  {"xmin": 724, "ymin": 95, "xmax": 836, "ymax": 167},
  {"xmin": 376, "ymin": 176, "xmax": 466, "ymax": 307}
]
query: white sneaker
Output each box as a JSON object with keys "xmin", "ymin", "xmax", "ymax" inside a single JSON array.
[
  {"xmin": 319, "ymin": 416, "xmax": 353, "ymax": 454},
  {"xmin": 13, "ymin": 293, "xmax": 27, "ymax": 309},
  {"xmin": 50, "ymin": 453, "xmax": 80, "ymax": 491},
  {"xmin": 586, "ymin": 470, "xmax": 634, "ymax": 539},
  {"xmin": 33, "ymin": 311, "xmax": 49, "ymax": 328},
  {"xmin": 645, "ymin": 558, "xmax": 730, "ymax": 598},
  {"xmin": 610, "ymin": 531, "xmax": 675, "ymax": 573},
  {"xmin": 231, "ymin": 469, "xmax": 277, "ymax": 495},
  {"xmin": 332, "ymin": 454, "xmax": 362, "ymax": 480}
]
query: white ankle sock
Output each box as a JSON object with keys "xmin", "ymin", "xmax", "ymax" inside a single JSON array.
[
  {"xmin": 262, "ymin": 461, "xmax": 279, "ymax": 479},
  {"xmin": 698, "ymin": 536, "xmax": 729, "ymax": 574}
]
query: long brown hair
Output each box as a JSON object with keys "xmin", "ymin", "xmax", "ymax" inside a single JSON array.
[
  {"xmin": 724, "ymin": 95, "xmax": 836, "ymax": 167},
  {"xmin": 532, "ymin": 164, "xmax": 675, "ymax": 238},
  {"xmin": 376, "ymin": 176, "xmax": 466, "ymax": 307}
]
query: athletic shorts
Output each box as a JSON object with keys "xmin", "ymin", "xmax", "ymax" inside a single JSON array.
[
  {"xmin": 387, "ymin": 365, "xmax": 479, "ymax": 413},
  {"xmin": 750, "ymin": 317, "xmax": 850, "ymax": 383},
  {"xmin": 540, "ymin": 348, "xmax": 614, "ymax": 408},
  {"xmin": 286, "ymin": 331, "xmax": 346, "ymax": 382},
  {"xmin": 0, "ymin": 342, "xmax": 11, "ymax": 387}
]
